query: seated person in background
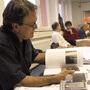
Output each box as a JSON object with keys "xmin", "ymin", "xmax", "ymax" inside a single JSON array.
[
  {"xmin": 78, "ymin": 24, "xmax": 90, "ymax": 39},
  {"xmin": 0, "ymin": 0, "xmax": 74, "ymax": 89},
  {"xmin": 63, "ymin": 21, "xmax": 79, "ymax": 46},
  {"xmin": 51, "ymin": 22, "xmax": 72, "ymax": 48},
  {"xmin": 86, "ymin": 23, "xmax": 90, "ymax": 38}
]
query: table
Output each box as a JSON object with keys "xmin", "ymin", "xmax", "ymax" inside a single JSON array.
[{"xmin": 15, "ymin": 65, "xmax": 90, "ymax": 90}]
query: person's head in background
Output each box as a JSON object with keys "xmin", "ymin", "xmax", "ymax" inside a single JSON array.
[
  {"xmin": 2, "ymin": 0, "xmax": 37, "ymax": 41},
  {"xmin": 81, "ymin": 24, "xmax": 90, "ymax": 31},
  {"xmin": 52, "ymin": 22, "xmax": 61, "ymax": 32},
  {"xmin": 65, "ymin": 21, "xmax": 72, "ymax": 30},
  {"xmin": 87, "ymin": 23, "xmax": 90, "ymax": 30}
]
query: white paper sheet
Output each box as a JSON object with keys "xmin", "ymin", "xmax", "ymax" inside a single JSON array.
[
  {"xmin": 44, "ymin": 68, "xmax": 61, "ymax": 75},
  {"xmin": 44, "ymin": 47, "xmax": 85, "ymax": 75},
  {"xmin": 45, "ymin": 47, "xmax": 84, "ymax": 68},
  {"xmin": 15, "ymin": 85, "xmax": 59, "ymax": 90},
  {"xmin": 45, "ymin": 49, "xmax": 65, "ymax": 69}
]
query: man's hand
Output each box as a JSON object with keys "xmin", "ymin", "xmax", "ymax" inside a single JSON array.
[{"xmin": 53, "ymin": 69, "xmax": 75, "ymax": 83}]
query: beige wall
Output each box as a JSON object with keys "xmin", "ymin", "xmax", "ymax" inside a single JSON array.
[
  {"xmin": 63, "ymin": 0, "xmax": 72, "ymax": 22},
  {"xmin": 0, "ymin": 0, "xmax": 4, "ymax": 25},
  {"xmin": 60, "ymin": 0, "xmax": 90, "ymax": 27},
  {"xmin": 72, "ymin": 1, "xmax": 82, "ymax": 27},
  {"xmin": 36, "ymin": 0, "xmax": 59, "ymax": 30},
  {"xmin": 1, "ymin": 0, "xmax": 90, "ymax": 29},
  {"xmin": 72, "ymin": 0, "xmax": 90, "ymax": 27},
  {"xmin": 48, "ymin": 0, "xmax": 58, "ymax": 25}
]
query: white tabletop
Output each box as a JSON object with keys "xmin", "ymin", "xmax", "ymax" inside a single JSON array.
[
  {"xmin": 15, "ymin": 84, "xmax": 60, "ymax": 90},
  {"xmin": 15, "ymin": 65, "xmax": 90, "ymax": 90}
]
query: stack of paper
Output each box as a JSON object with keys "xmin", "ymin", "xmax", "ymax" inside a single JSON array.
[{"xmin": 44, "ymin": 47, "xmax": 84, "ymax": 75}]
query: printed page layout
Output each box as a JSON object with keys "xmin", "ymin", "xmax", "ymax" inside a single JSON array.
[{"xmin": 44, "ymin": 47, "xmax": 90, "ymax": 75}]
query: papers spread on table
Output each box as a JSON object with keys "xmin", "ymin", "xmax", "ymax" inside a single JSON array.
[{"xmin": 44, "ymin": 47, "xmax": 86, "ymax": 75}]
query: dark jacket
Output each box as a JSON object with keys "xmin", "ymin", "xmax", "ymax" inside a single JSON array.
[
  {"xmin": 78, "ymin": 29, "xmax": 87, "ymax": 39},
  {"xmin": 63, "ymin": 28, "xmax": 79, "ymax": 46},
  {"xmin": 0, "ymin": 26, "xmax": 38, "ymax": 90}
]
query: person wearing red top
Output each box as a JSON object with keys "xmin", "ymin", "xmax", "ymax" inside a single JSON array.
[{"xmin": 63, "ymin": 21, "xmax": 79, "ymax": 46}]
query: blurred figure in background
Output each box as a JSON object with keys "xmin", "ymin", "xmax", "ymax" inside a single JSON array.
[
  {"xmin": 58, "ymin": 13, "xmax": 65, "ymax": 32},
  {"xmin": 51, "ymin": 22, "xmax": 71, "ymax": 48},
  {"xmin": 78, "ymin": 23, "xmax": 90, "ymax": 39},
  {"xmin": 63, "ymin": 21, "xmax": 79, "ymax": 46},
  {"xmin": 86, "ymin": 23, "xmax": 90, "ymax": 38}
]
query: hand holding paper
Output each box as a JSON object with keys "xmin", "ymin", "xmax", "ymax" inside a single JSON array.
[{"xmin": 55, "ymin": 69, "xmax": 75, "ymax": 81}]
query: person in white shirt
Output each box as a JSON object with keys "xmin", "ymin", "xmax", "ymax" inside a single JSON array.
[{"xmin": 51, "ymin": 22, "xmax": 72, "ymax": 48}]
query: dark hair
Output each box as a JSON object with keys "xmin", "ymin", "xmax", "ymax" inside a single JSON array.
[
  {"xmin": 50, "ymin": 42, "xmax": 59, "ymax": 49},
  {"xmin": 52, "ymin": 22, "xmax": 59, "ymax": 31},
  {"xmin": 3, "ymin": 0, "xmax": 37, "ymax": 29},
  {"xmin": 65, "ymin": 21, "xmax": 72, "ymax": 27}
]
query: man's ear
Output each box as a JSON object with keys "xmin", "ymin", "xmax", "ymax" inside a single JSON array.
[
  {"xmin": 12, "ymin": 23, "xmax": 20, "ymax": 33},
  {"xmin": 12, "ymin": 23, "xmax": 19, "ymax": 30}
]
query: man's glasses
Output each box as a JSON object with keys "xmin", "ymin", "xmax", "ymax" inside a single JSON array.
[{"xmin": 22, "ymin": 22, "xmax": 37, "ymax": 29}]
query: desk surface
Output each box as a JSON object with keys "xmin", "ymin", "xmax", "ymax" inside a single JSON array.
[
  {"xmin": 15, "ymin": 85, "xmax": 59, "ymax": 90},
  {"xmin": 15, "ymin": 65, "xmax": 90, "ymax": 90}
]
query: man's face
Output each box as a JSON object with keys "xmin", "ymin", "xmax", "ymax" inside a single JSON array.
[
  {"xmin": 66, "ymin": 25, "xmax": 72, "ymax": 30},
  {"xmin": 14, "ymin": 10, "xmax": 37, "ymax": 40}
]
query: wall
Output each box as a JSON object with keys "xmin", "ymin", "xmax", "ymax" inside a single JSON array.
[
  {"xmin": 72, "ymin": 0, "xmax": 90, "ymax": 27},
  {"xmin": 81, "ymin": 2, "xmax": 90, "ymax": 11},
  {"xmin": 63, "ymin": 0, "xmax": 72, "ymax": 22},
  {"xmin": 60, "ymin": 0, "xmax": 90, "ymax": 27},
  {"xmin": 36, "ymin": 0, "xmax": 59, "ymax": 30},
  {"xmin": 0, "ymin": 0, "xmax": 4, "ymax": 25},
  {"xmin": 40, "ymin": 0, "xmax": 48, "ymax": 26},
  {"xmin": 32, "ymin": 31, "xmax": 52, "ymax": 51},
  {"xmin": 48, "ymin": 0, "xmax": 58, "ymax": 26},
  {"xmin": 72, "ymin": 1, "xmax": 82, "ymax": 27}
]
